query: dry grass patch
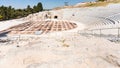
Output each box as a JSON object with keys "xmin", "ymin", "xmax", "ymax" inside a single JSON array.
[
  {"xmin": 53, "ymin": 1, "xmax": 120, "ymax": 10},
  {"xmin": 63, "ymin": 43, "xmax": 69, "ymax": 47},
  {"xmin": 57, "ymin": 39, "xmax": 70, "ymax": 47}
]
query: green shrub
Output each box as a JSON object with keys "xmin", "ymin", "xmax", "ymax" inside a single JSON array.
[{"xmin": 0, "ymin": 15, "xmax": 3, "ymax": 20}]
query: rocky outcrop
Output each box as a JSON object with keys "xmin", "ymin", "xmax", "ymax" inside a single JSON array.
[{"xmin": 24, "ymin": 10, "xmax": 63, "ymax": 21}]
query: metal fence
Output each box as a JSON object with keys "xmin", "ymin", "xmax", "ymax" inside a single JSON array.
[
  {"xmin": 78, "ymin": 27, "xmax": 120, "ymax": 42},
  {"xmin": 0, "ymin": 32, "xmax": 78, "ymax": 46}
]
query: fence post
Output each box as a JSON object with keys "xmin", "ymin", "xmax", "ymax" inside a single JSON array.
[
  {"xmin": 90, "ymin": 30, "xmax": 92, "ymax": 35},
  {"xmin": 92, "ymin": 30, "xmax": 94, "ymax": 36},
  {"xmin": 17, "ymin": 35, "xmax": 20, "ymax": 47},
  {"xmin": 118, "ymin": 27, "xmax": 119, "ymax": 41},
  {"xmin": 100, "ymin": 29, "xmax": 102, "ymax": 37}
]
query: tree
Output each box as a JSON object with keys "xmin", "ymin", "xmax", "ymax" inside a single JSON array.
[
  {"xmin": 27, "ymin": 5, "xmax": 33, "ymax": 14},
  {"xmin": 33, "ymin": 5, "xmax": 37, "ymax": 13},
  {"xmin": 0, "ymin": 2, "xmax": 44, "ymax": 20},
  {"xmin": 0, "ymin": 15, "xmax": 3, "ymax": 20},
  {"xmin": 37, "ymin": 2, "xmax": 43, "ymax": 11},
  {"xmin": 7, "ymin": 6, "xmax": 12, "ymax": 19},
  {"xmin": 33, "ymin": 2, "xmax": 43, "ymax": 13},
  {"xmin": 0, "ymin": 5, "xmax": 6, "ymax": 20}
]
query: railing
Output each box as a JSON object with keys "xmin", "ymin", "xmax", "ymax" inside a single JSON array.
[
  {"xmin": 78, "ymin": 27, "xmax": 120, "ymax": 42},
  {"xmin": 0, "ymin": 32, "xmax": 78, "ymax": 46}
]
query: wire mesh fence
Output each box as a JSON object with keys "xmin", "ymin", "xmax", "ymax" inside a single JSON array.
[
  {"xmin": 0, "ymin": 32, "xmax": 78, "ymax": 46},
  {"xmin": 78, "ymin": 27, "xmax": 120, "ymax": 42}
]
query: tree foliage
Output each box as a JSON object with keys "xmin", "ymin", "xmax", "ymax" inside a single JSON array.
[
  {"xmin": 0, "ymin": 2, "xmax": 43, "ymax": 21},
  {"xmin": 0, "ymin": 15, "xmax": 3, "ymax": 20},
  {"xmin": 36, "ymin": 2, "xmax": 43, "ymax": 12}
]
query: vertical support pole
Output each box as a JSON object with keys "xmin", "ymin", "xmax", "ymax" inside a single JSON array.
[
  {"xmin": 18, "ymin": 35, "xmax": 20, "ymax": 46},
  {"xmin": 91, "ymin": 30, "xmax": 92, "ymax": 35},
  {"xmin": 92, "ymin": 30, "xmax": 94, "ymax": 36},
  {"xmin": 100, "ymin": 29, "xmax": 102, "ymax": 37},
  {"xmin": 17, "ymin": 35, "xmax": 20, "ymax": 47},
  {"xmin": 19, "ymin": 35, "xmax": 20, "ymax": 41},
  {"xmin": 118, "ymin": 28, "xmax": 119, "ymax": 41},
  {"xmin": 93, "ymin": 30, "xmax": 95, "ymax": 36}
]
